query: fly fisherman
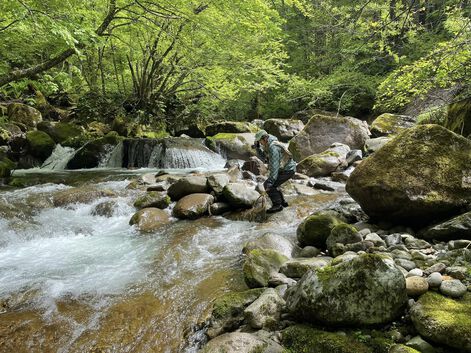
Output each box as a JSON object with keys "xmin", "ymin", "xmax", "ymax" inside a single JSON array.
[{"xmin": 254, "ymin": 130, "xmax": 296, "ymax": 213}]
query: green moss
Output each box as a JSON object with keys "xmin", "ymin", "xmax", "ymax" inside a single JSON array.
[
  {"xmin": 445, "ymin": 98, "xmax": 471, "ymax": 137},
  {"xmin": 26, "ymin": 130, "xmax": 55, "ymax": 160},
  {"xmin": 389, "ymin": 344, "xmax": 421, "ymax": 353},
  {"xmin": 51, "ymin": 123, "xmax": 82, "ymax": 143},
  {"xmin": 297, "ymin": 213, "xmax": 342, "ymax": 247},
  {"xmin": 243, "ymin": 249, "xmax": 288, "ymax": 288},
  {"xmin": 0, "ymin": 156, "xmax": 16, "ymax": 178},
  {"xmin": 212, "ymin": 288, "xmax": 265, "ymax": 320},
  {"xmin": 7, "ymin": 177, "xmax": 26, "ymax": 187},
  {"xmin": 282, "ymin": 325, "xmax": 374, "ymax": 353},
  {"xmin": 208, "ymin": 133, "xmax": 240, "ymax": 140}
]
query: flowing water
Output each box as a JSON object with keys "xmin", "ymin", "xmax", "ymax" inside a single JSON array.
[{"xmin": 0, "ymin": 168, "xmax": 342, "ymax": 353}]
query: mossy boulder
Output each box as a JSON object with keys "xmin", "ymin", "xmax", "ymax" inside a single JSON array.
[
  {"xmin": 389, "ymin": 345, "xmax": 421, "ymax": 353},
  {"xmin": 346, "ymin": 124, "xmax": 471, "ymax": 226},
  {"xmin": 205, "ymin": 121, "xmax": 258, "ymax": 136},
  {"xmin": 0, "ymin": 155, "xmax": 16, "ymax": 178},
  {"xmin": 288, "ymin": 114, "xmax": 370, "ymax": 161},
  {"xmin": 263, "ymin": 118, "xmax": 304, "ymax": 142},
  {"xmin": 0, "ymin": 122, "xmax": 22, "ymax": 145},
  {"xmin": 410, "ymin": 291, "xmax": 471, "ymax": 352},
  {"xmin": 172, "ymin": 193, "xmax": 214, "ymax": 219},
  {"xmin": 133, "ymin": 191, "xmax": 171, "ymax": 210},
  {"xmin": 202, "ymin": 332, "xmax": 283, "ymax": 353},
  {"xmin": 444, "ymin": 97, "xmax": 471, "ymax": 137},
  {"xmin": 26, "ymin": 130, "xmax": 55, "ymax": 160},
  {"xmin": 207, "ymin": 288, "xmax": 265, "ymax": 338},
  {"xmin": 205, "ymin": 133, "xmax": 256, "ymax": 160},
  {"xmin": 286, "ymin": 254, "xmax": 407, "ymax": 326},
  {"xmin": 420, "ymin": 210, "xmax": 471, "ymax": 241},
  {"xmin": 282, "ymin": 325, "xmax": 374, "ymax": 353},
  {"xmin": 129, "ymin": 208, "xmax": 170, "ymax": 233},
  {"xmin": 297, "ymin": 143, "xmax": 350, "ymax": 177},
  {"xmin": 37, "ymin": 122, "xmax": 82, "ymax": 144},
  {"xmin": 243, "ymin": 249, "xmax": 289, "ymax": 288},
  {"xmin": 297, "ymin": 212, "xmax": 343, "ymax": 248},
  {"xmin": 66, "ymin": 132, "xmax": 123, "ymax": 169},
  {"xmin": 7, "ymin": 103, "xmax": 42, "ymax": 129},
  {"xmin": 370, "ymin": 113, "xmax": 416, "ymax": 137},
  {"xmin": 326, "ymin": 223, "xmax": 362, "ymax": 256}
]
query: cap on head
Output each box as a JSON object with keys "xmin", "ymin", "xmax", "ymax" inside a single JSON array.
[{"xmin": 255, "ymin": 130, "xmax": 268, "ymax": 141}]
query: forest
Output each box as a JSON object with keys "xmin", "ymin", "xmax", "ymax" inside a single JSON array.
[{"xmin": 1, "ymin": 0, "xmax": 469, "ymax": 132}]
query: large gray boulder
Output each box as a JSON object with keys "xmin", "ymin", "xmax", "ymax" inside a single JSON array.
[
  {"xmin": 167, "ymin": 175, "xmax": 208, "ymax": 200},
  {"xmin": 286, "ymin": 254, "xmax": 407, "ymax": 326},
  {"xmin": 410, "ymin": 292, "xmax": 471, "ymax": 352},
  {"xmin": 420, "ymin": 211, "xmax": 471, "ymax": 241},
  {"xmin": 172, "ymin": 193, "xmax": 214, "ymax": 219},
  {"xmin": 263, "ymin": 118, "xmax": 304, "ymax": 142},
  {"xmin": 370, "ymin": 113, "xmax": 416, "ymax": 137},
  {"xmin": 244, "ymin": 288, "xmax": 285, "ymax": 329},
  {"xmin": 243, "ymin": 232, "xmax": 299, "ymax": 258},
  {"xmin": 201, "ymin": 332, "xmax": 283, "ymax": 353},
  {"xmin": 243, "ymin": 249, "xmax": 288, "ymax": 288},
  {"xmin": 205, "ymin": 133, "xmax": 256, "ymax": 160},
  {"xmin": 297, "ymin": 143, "xmax": 350, "ymax": 177},
  {"xmin": 205, "ymin": 121, "xmax": 257, "ymax": 136},
  {"xmin": 129, "ymin": 208, "xmax": 170, "ymax": 232},
  {"xmin": 346, "ymin": 124, "xmax": 471, "ymax": 226},
  {"xmin": 222, "ymin": 182, "xmax": 260, "ymax": 208},
  {"xmin": 296, "ymin": 212, "xmax": 343, "ymax": 248},
  {"xmin": 288, "ymin": 114, "xmax": 370, "ymax": 161}
]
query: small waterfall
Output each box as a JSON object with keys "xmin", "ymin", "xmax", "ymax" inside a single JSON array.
[
  {"xmin": 123, "ymin": 138, "xmax": 226, "ymax": 170},
  {"xmin": 100, "ymin": 142, "xmax": 124, "ymax": 168},
  {"xmin": 41, "ymin": 145, "xmax": 76, "ymax": 170}
]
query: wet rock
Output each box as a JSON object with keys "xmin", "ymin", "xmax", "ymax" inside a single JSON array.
[
  {"xmin": 288, "ymin": 114, "xmax": 370, "ymax": 161},
  {"xmin": 263, "ymin": 118, "xmax": 304, "ymax": 142},
  {"xmin": 241, "ymin": 156, "xmax": 267, "ymax": 176},
  {"xmin": 407, "ymin": 268, "xmax": 424, "ymax": 277},
  {"xmin": 25, "ymin": 131, "xmax": 55, "ymax": 161},
  {"xmin": 201, "ymin": 332, "xmax": 283, "ymax": 353},
  {"xmin": 331, "ymin": 166, "xmax": 355, "ymax": 182},
  {"xmin": 91, "ymin": 200, "xmax": 116, "ymax": 217},
  {"xmin": 424, "ymin": 262, "xmax": 447, "ymax": 275},
  {"xmin": 390, "ymin": 344, "xmax": 421, "ymax": 353},
  {"xmin": 173, "ymin": 193, "xmax": 214, "ymax": 220},
  {"xmin": 243, "ymin": 249, "xmax": 289, "ymax": 288},
  {"xmin": 0, "ymin": 155, "xmax": 15, "ymax": 178},
  {"xmin": 167, "ymin": 175, "xmax": 209, "ymax": 200},
  {"xmin": 297, "ymin": 143, "xmax": 350, "ymax": 177},
  {"xmin": 439, "ymin": 279, "xmax": 467, "ymax": 298},
  {"xmin": 309, "ymin": 178, "xmax": 345, "ymax": 192},
  {"xmin": 286, "ymin": 254, "xmax": 407, "ymax": 326},
  {"xmin": 209, "ymin": 202, "xmax": 231, "ymax": 215},
  {"xmin": 364, "ymin": 136, "xmax": 391, "ymax": 154},
  {"xmin": 411, "ymin": 291, "xmax": 471, "ymax": 352},
  {"xmin": 244, "ymin": 288, "xmax": 285, "ymax": 329},
  {"xmin": 243, "ymin": 233, "xmax": 299, "ymax": 259},
  {"xmin": 129, "ymin": 208, "xmax": 170, "ymax": 233},
  {"xmin": 365, "ymin": 233, "xmax": 386, "ymax": 247},
  {"xmin": 280, "ymin": 257, "xmax": 331, "ymax": 278},
  {"xmin": 346, "ymin": 125, "xmax": 471, "ymax": 226},
  {"xmin": 405, "ymin": 336, "xmax": 436, "ymax": 353},
  {"xmin": 7, "ymin": 103, "xmax": 42, "ymax": 129},
  {"xmin": 222, "ymin": 182, "xmax": 260, "ymax": 209},
  {"xmin": 427, "ymin": 272, "xmax": 443, "ymax": 288},
  {"xmin": 326, "ymin": 223, "xmax": 362, "ymax": 256},
  {"xmin": 67, "ymin": 132, "xmax": 123, "ymax": 169},
  {"xmin": 445, "ymin": 266, "xmax": 469, "ymax": 281},
  {"xmin": 448, "ymin": 239, "xmax": 471, "ymax": 250},
  {"xmin": 53, "ymin": 187, "xmax": 116, "ymax": 207},
  {"xmin": 133, "ymin": 191, "xmax": 171, "ymax": 209},
  {"xmin": 282, "ymin": 325, "xmax": 375, "ymax": 353},
  {"xmin": 406, "ymin": 276, "xmax": 429, "ymax": 297},
  {"xmin": 205, "ymin": 133, "xmax": 256, "ymax": 160},
  {"xmin": 296, "ymin": 212, "xmax": 342, "ymax": 248},
  {"xmin": 421, "ymin": 211, "xmax": 471, "ymax": 241},
  {"xmin": 299, "ymin": 246, "xmax": 321, "ymax": 258},
  {"xmin": 395, "ymin": 259, "xmax": 417, "ymax": 271},
  {"xmin": 346, "ymin": 149, "xmax": 362, "ymax": 165},
  {"xmin": 207, "ymin": 173, "xmax": 230, "ymax": 195},
  {"xmin": 207, "ymin": 288, "xmax": 264, "ymax": 338},
  {"xmin": 370, "ymin": 113, "xmax": 416, "ymax": 137},
  {"xmin": 268, "ymin": 273, "xmax": 297, "ymax": 287}
]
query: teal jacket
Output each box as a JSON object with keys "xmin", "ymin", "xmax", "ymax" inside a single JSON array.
[{"xmin": 257, "ymin": 135, "xmax": 296, "ymax": 184}]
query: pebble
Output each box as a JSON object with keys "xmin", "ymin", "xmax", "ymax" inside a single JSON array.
[
  {"xmin": 439, "ymin": 279, "xmax": 467, "ymax": 298},
  {"xmin": 358, "ymin": 228, "xmax": 371, "ymax": 237},
  {"xmin": 448, "ymin": 239, "xmax": 471, "ymax": 250},
  {"xmin": 406, "ymin": 276, "xmax": 429, "ymax": 297},
  {"xmin": 384, "ymin": 234, "xmax": 402, "ymax": 247},
  {"xmin": 445, "ymin": 266, "xmax": 468, "ymax": 281},
  {"xmin": 407, "ymin": 268, "xmax": 423, "ymax": 278},
  {"xmin": 395, "ymin": 258, "xmax": 417, "ymax": 271},
  {"xmin": 365, "ymin": 232, "xmax": 386, "ymax": 246},
  {"xmin": 424, "ymin": 262, "xmax": 447, "ymax": 275},
  {"xmin": 427, "ymin": 272, "xmax": 443, "ymax": 288}
]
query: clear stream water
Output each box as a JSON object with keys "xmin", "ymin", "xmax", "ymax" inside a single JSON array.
[{"xmin": 0, "ymin": 168, "xmax": 341, "ymax": 353}]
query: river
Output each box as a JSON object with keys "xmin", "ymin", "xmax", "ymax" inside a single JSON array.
[{"xmin": 0, "ymin": 168, "xmax": 341, "ymax": 353}]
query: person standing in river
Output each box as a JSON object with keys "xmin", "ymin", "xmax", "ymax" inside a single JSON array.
[{"xmin": 254, "ymin": 130, "xmax": 297, "ymax": 213}]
